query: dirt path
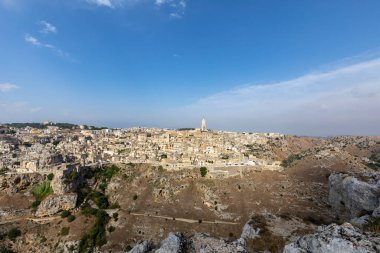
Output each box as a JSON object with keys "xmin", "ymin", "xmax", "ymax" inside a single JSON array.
[
  {"xmin": 0, "ymin": 216, "xmax": 60, "ymax": 225},
  {"xmin": 127, "ymin": 211, "xmax": 239, "ymax": 225}
]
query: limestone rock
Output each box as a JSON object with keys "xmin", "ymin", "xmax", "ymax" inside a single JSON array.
[
  {"xmin": 155, "ymin": 232, "xmax": 185, "ymax": 253},
  {"xmin": 283, "ymin": 223, "xmax": 380, "ymax": 253},
  {"xmin": 329, "ymin": 173, "xmax": 380, "ymax": 218},
  {"xmin": 350, "ymin": 214, "xmax": 372, "ymax": 228},
  {"xmin": 241, "ymin": 221, "xmax": 260, "ymax": 240},
  {"xmin": 35, "ymin": 193, "xmax": 77, "ymax": 217},
  {"xmin": 127, "ymin": 241, "xmax": 152, "ymax": 253},
  {"xmin": 189, "ymin": 233, "xmax": 247, "ymax": 253},
  {"xmin": 372, "ymin": 205, "xmax": 380, "ymax": 218}
]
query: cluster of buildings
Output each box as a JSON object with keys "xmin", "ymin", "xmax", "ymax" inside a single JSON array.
[{"xmin": 0, "ymin": 120, "xmax": 285, "ymax": 173}]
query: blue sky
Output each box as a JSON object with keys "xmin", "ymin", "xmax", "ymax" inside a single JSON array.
[{"xmin": 1, "ymin": 0, "xmax": 380, "ymax": 135}]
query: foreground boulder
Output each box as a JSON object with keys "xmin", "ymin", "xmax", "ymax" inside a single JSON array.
[
  {"xmin": 189, "ymin": 233, "xmax": 246, "ymax": 253},
  {"xmin": 283, "ymin": 223, "xmax": 380, "ymax": 253},
  {"xmin": 35, "ymin": 193, "xmax": 77, "ymax": 217},
  {"xmin": 127, "ymin": 241, "xmax": 152, "ymax": 253},
  {"xmin": 329, "ymin": 173, "xmax": 380, "ymax": 218},
  {"xmin": 155, "ymin": 232, "xmax": 186, "ymax": 253}
]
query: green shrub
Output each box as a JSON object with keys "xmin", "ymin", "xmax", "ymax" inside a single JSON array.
[
  {"xmin": 200, "ymin": 167, "xmax": 207, "ymax": 177},
  {"xmin": 133, "ymin": 194, "xmax": 138, "ymax": 200},
  {"xmin": 0, "ymin": 246, "xmax": 15, "ymax": 253},
  {"xmin": 7, "ymin": 228, "xmax": 21, "ymax": 240},
  {"xmin": 31, "ymin": 200, "xmax": 41, "ymax": 210},
  {"xmin": 61, "ymin": 227, "xmax": 70, "ymax": 236},
  {"xmin": 112, "ymin": 212, "xmax": 119, "ymax": 221},
  {"xmin": 81, "ymin": 204, "xmax": 98, "ymax": 217},
  {"xmin": 47, "ymin": 173, "xmax": 54, "ymax": 181},
  {"xmin": 61, "ymin": 210, "xmax": 71, "ymax": 218},
  {"xmin": 107, "ymin": 226, "xmax": 115, "ymax": 233},
  {"xmin": 89, "ymin": 191, "xmax": 109, "ymax": 209},
  {"xmin": 281, "ymin": 153, "xmax": 305, "ymax": 168},
  {"xmin": 32, "ymin": 181, "xmax": 53, "ymax": 201},
  {"xmin": 109, "ymin": 202, "xmax": 120, "ymax": 209},
  {"xmin": 99, "ymin": 182, "xmax": 108, "ymax": 192},
  {"xmin": 0, "ymin": 167, "xmax": 9, "ymax": 175},
  {"xmin": 67, "ymin": 215, "xmax": 76, "ymax": 222},
  {"xmin": 78, "ymin": 210, "xmax": 110, "ymax": 253}
]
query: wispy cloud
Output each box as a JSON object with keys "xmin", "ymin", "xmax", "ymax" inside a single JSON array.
[
  {"xmin": 39, "ymin": 20, "xmax": 57, "ymax": 34},
  {"xmin": 24, "ymin": 34, "xmax": 68, "ymax": 57},
  {"xmin": 25, "ymin": 34, "xmax": 43, "ymax": 46},
  {"xmin": 162, "ymin": 58, "xmax": 380, "ymax": 136},
  {"xmin": 0, "ymin": 83, "xmax": 18, "ymax": 92},
  {"xmin": 155, "ymin": 0, "xmax": 186, "ymax": 18},
  {"xmin": 87, "ymin": 0, "xmax": 114, "ymax": 8}
]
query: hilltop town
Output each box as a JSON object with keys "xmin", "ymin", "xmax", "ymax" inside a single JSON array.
[
  {"xmin": 0, "ymin": 120, "xmax": 284, "ymax": 174},
  {"xmin": 0, "ymin": 121, "xmax": 379, "ymax": 253}
]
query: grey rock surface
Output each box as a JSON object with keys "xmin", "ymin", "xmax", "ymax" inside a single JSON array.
[
  {"xmin": 35, "ymin": 193, "xmax": 77, "ymax": 217},
  {"xmin": 329, "ymin": 173, "xmax": 380, "ymax": 218},
  {"xmin": 155, "ymin": 232, "xmax": 185, "ymax": 253},
  {"xmin": 240, "ymin": 222, "xmax": 261, "ymax": 240},
  {"xmin": 189, "ymin": 233, "xmax": 247, "ymax": 253},
  {"xmin": 127, "ymin": 241, "xmax": 152, "ymax": 253},
  {"xmin": 283, "ymin": 223, "xmax": 380, "ymax": 253}
]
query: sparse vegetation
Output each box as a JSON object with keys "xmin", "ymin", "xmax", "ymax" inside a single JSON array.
[
  {"xmin": 32, "ymin": 181, "xmax": 53, "ymax": 201},
  {"xmin": 200, "ymin": 167, "xmax": 207, "ymax": 177},
  {"xmin": 88, "ymin": 191, "xmax": 109, "ymax": 209},
  {"xmin": 107, "ymin": 226, "xmax": 116, "ymax": 233},
  {"xmin": 78, "ymin": 209, "xmax": 110, "ymax": 253},
  {"xmin": 280, "ymin": 153, "xmax": 306, "ymax": 168},
  {"xmin": 0, "ymin": 246, "xmax": 15, "ymax": 253},
  {"xmin": 61, "ymin": 227, "xmax": 70, "ymax": 236},
  {"xmin": 47, "ymin": 173, "xmax": 54, "ymax": 181},
  {"xmin": 67, "ymin": 214, "xmax": 76, "ymax": 222},
  {"xmin": 365, "ymin": 154, "xmax": 380, "ymax": 171},
  {"xmin": 61, "ymin": 210, "xmax": 71, "ymax": 218},
  {"xmin": 31, "ymin": 200, "xmax": 41, "ymax": 210},
  {"xmin": 7, "ymin": 228, "xmax": 21, "ymax": 241},
  {"xmin": 0, "ymin": 167, "xmax": 9, "ymax": 175},
  {"xmin": 363, "ymin": 217, "xmax": 380, "ymax": 233}
]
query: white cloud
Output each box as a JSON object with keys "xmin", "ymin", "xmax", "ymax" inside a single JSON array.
[
  {"xmin": 39, "ymin": 20, "xmax": 57, "ymax": 34},
  {"xmin": 87, "ymin": 0, "xmax": 114, "ymax": 8},
  {"xmin": 163, "ymin": 58, "xmax": 380, "ymax": 136},
  {"xmin": 0, "ymin": 83, "xmax": 18, "ymax": 92},
  {"xmin": 24, "ymin": 34, "xmax": 68, "ymax": 58},
  {"xmin": 155, "ymin": 0, "xmax": 186, "ymax": 18},
  {"xmin": 24, "ymin": 34, "xmax": 42, "ymax": 46}
]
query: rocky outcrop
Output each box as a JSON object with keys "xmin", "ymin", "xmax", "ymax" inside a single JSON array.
[
  {"xmin": 329, "ymin": 173, "xmax": 380, "ymax": 218},
  {"xmin": 35, "ymin": 193, "xmax": 77, "ymax": 217},
  {"xmin": 155, "ymin": 232, "xmax": 185, "ymax": 253},
  {"xmin": 283, "ymin": 223, "xmax": 380, "ymax": 253},
  {"xmin": 128, "ymin": 230, "xmax": 249, "ymax": 253},
  {"xmin": 188, "ymin": 233, "xmax": 246, "ymax": 253},
  {"xmin": 241, "ymin": 222, "xmax": 260, "ymax": 240},
  {"xmin": 0, "ymin": 173, "xmax": 44, "ymax": 194},
  {"xmin": 127, "ymin": 241, "xmax": 152, "ymax": 253}
]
